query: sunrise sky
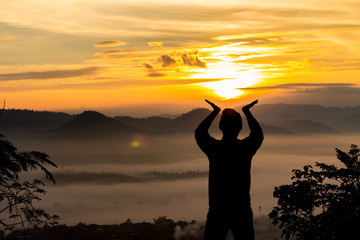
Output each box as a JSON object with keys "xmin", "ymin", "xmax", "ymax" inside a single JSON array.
[{"xmin": 1, "ymin": 0, "xmax": 360, "ymax": 115}]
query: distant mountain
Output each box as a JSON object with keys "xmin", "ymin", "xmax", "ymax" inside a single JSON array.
[
  {"xmin": 246, "ymin": 104, "xmax": 360, "ymax": 133},
  {"xmin": 115, "ymin": 115, "xmax": 171, "ymax": 133},
  {"xmin": 47, "ymin": 111, "xmax": 138, "ymax": 139},
  {"xmin": 116, "ymin": 108, "xmax": 293, "ymax": 135},
  {"xmin": 160, "ymin": 108, "xmax": 213, "ymax": 133},
  {"xmin": 278, "ymin": 119, "xmax": 338, "ymax": 134},
  {"xmin": 115, "ymin": 108, "xmax": 211, "ymax": 134},
  {"xmin": 260, "ymin": 123, "xmax": 294, "ymax": 135},
  {"xmin": 335, "ymin": 113, "xmax": 360, "ymax": 132},
  {"xmin": 162, "ymin": 108, "xmax": 294, "ymax": 135},
  {"xmin": 249, "ymin": 104, "xmax": 360, "ymax": 126}
]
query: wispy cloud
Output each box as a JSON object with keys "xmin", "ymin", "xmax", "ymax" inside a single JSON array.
[
  {"xmin": 94, "ymin": 40, "xmax": 126, "ymax": 47},
  {"xmin": 0, "ymin": 67, "xmax": 101, "ymax": 81},
  {"xmin": 239, "ymin": 83, "xmax": 360, "ymax": 98},
  {"xmin": 240, "ymin": 83, "xmax": 357, "ymax": 90},
  {"xmin": 95, "ymin": 49, "xmax": 134, "ymax": 56},
  {"xmin": 0, "ymin": 1, "xmax": 355, "ymax": 39}
]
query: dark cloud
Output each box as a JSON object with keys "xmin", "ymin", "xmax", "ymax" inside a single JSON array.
[
  {"xmin": 298, "ymin": 85, "xmax": 360, "ymax": 95},
  {"xmin": 181, "ymin": 51, "xmax": 206, "ymax": 68},
  {"xmin": 143, "ymin": 63, "xmax": 154, "ymax": 69},
  {"xmin": 52, "ymin": 170, "xmax": 208, "ymax": 186},
  {"xmin": 147, "ymin": 73, "xmax": 167, "ymax": 77},
  {"xmin": 160, "ymin": 55, "xmax": 177, "ymax": 67},
  {"xmin": 94, "ymin": 40, "xmax": 126, "ymax": 47},
  {"xmin": 159, "ymin": 50, "xmax": 206, "ymax": 68},
  {"xmin": 143, "ymin": 62, "xmax": 166, "ymax": 77},
  {"xmin": 0, "ymin": 67, "xmax": 101, "ymax": 81}
]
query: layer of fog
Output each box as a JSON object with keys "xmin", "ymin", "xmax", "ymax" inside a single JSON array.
[{"xmin": 10, "ymin": 133, "xmax": 359, "ymax": 226}]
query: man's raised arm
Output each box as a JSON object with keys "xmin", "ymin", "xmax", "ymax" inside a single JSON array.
[
  {"xmin": 242, "ymin": 100, "xmax": 263, "ymax": 142},
  {"xmin": 195, "ymin": 100, "xmax": 220, "ymax": 139}
]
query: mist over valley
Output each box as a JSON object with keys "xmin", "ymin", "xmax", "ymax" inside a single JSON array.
[{"xmin": 1, "ymin": 103, "xmax": 359, "ymax": 226}]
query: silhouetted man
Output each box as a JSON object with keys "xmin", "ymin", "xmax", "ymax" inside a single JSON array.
[{"xmin": 195, "ymin": 99, "xmax": 263, "ymax": 240}]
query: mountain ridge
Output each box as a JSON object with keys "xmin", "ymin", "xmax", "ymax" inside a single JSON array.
[
  {"xmin": 46, "ymin": 111, "xmax": 138, "ymax": 139},
  {"xmin": 1, "ymin": 103, "xmax": 359, "ymax": 139}
]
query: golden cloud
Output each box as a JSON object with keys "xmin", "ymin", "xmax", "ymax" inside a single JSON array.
[
  {"xmin": 0, "ymin": 35, "xmax": 16, "ymax": 41},
  {"xmin": 148, "ymin": 42, "xmax": 164, "ymax": 48}
]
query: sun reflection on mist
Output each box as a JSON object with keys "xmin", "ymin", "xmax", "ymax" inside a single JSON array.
[
  {"xmin": 129, "ymin": 133, "xmax": 148, "ymax": 148},
  {"xmin": 130, "ymin": 140, "xmax": 141, "ymax": 148}
]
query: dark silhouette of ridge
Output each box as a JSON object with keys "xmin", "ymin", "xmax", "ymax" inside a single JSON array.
[
  {"xmin": 49, "ymin": 111, "xmax": 138, "ymax": 139},
  {"xmin": 0, "ymin": 109, "xmax": 72, "ymax": 136},
  {"xmin": 2, "ymin": 104, "xmax": 360, "ymax": 139}
]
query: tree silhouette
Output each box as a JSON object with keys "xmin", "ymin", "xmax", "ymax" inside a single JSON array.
[
  {"xmin": 0, "ymin": 134, "xmax": 59, "ymax": 230},
  {"xmin": 269, "ymin": 144, "xmax": 360, "ymax": 240}
]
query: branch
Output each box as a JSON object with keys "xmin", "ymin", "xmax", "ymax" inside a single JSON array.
[
  {"xmin": 0, "ymin": 205, "xmax": 13, "ymax": 215},
  {"xmin": 0, "ymin": 100, "xmax": 5, "ymax": 118}
]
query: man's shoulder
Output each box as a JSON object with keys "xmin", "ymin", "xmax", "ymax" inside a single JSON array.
[
  {"xmin": 206, "ymin": 136, "xmax": 219, "ymax": 143},
  {"xmin": 195, "ymin": 133, "xmax": 219, "ymax": 145},
  {"xmin": 239, "ymin": 135, "xmax": 263, "ymax": 152}
]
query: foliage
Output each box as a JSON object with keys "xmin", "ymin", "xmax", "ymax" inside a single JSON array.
[
  {"xmin": 0, "ymin": 134, "xmax": 60, "ymax": 230},
  {"xmin": 4, "ymin": 216, "xmax": 282, "ymax": 240},
  {"xmin": 4, "ymin": 217, "xmax": 196, "ymax": 240},
  {"xmin": 269, "ymin": 144, "xmax": 360, "ymax": 240}
]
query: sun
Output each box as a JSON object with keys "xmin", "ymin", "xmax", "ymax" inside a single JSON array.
[
  {"xmin": 204, "ymin": 79, "xmax": 245, "ymax": 99},
  {"xmin": 215, "ymin": 88, "xmax": 245, "ymax": 99},
  {"xmin": 190, "ymin": 62, "xmax": 261, "ymax": 99}
]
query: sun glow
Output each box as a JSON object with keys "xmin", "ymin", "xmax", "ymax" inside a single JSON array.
[
  {"xmin": 190, "ymin": 62, "xmax": 262, "ymax": 99},
  {"xmin": 204, "ymin": 79, "xmax": 246, "ymax": 99}
]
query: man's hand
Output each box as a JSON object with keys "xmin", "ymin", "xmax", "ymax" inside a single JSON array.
[
  {"xmin": 242, "ymin": 100, "xmax": 258, "ymax": 112},
  {"xmin": 205, "ymin": 99, "xmax": 220, "ymax": 113}
]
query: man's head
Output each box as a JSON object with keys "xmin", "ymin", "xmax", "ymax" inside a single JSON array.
[{"xmin": 219, "ymin": 108, "xmax": 242, "ymax": 138}]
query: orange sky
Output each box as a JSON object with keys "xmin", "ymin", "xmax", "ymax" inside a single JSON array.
[{"xmin": 1, "ymin": 0, "xmax": 360, "ymax": 116}]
